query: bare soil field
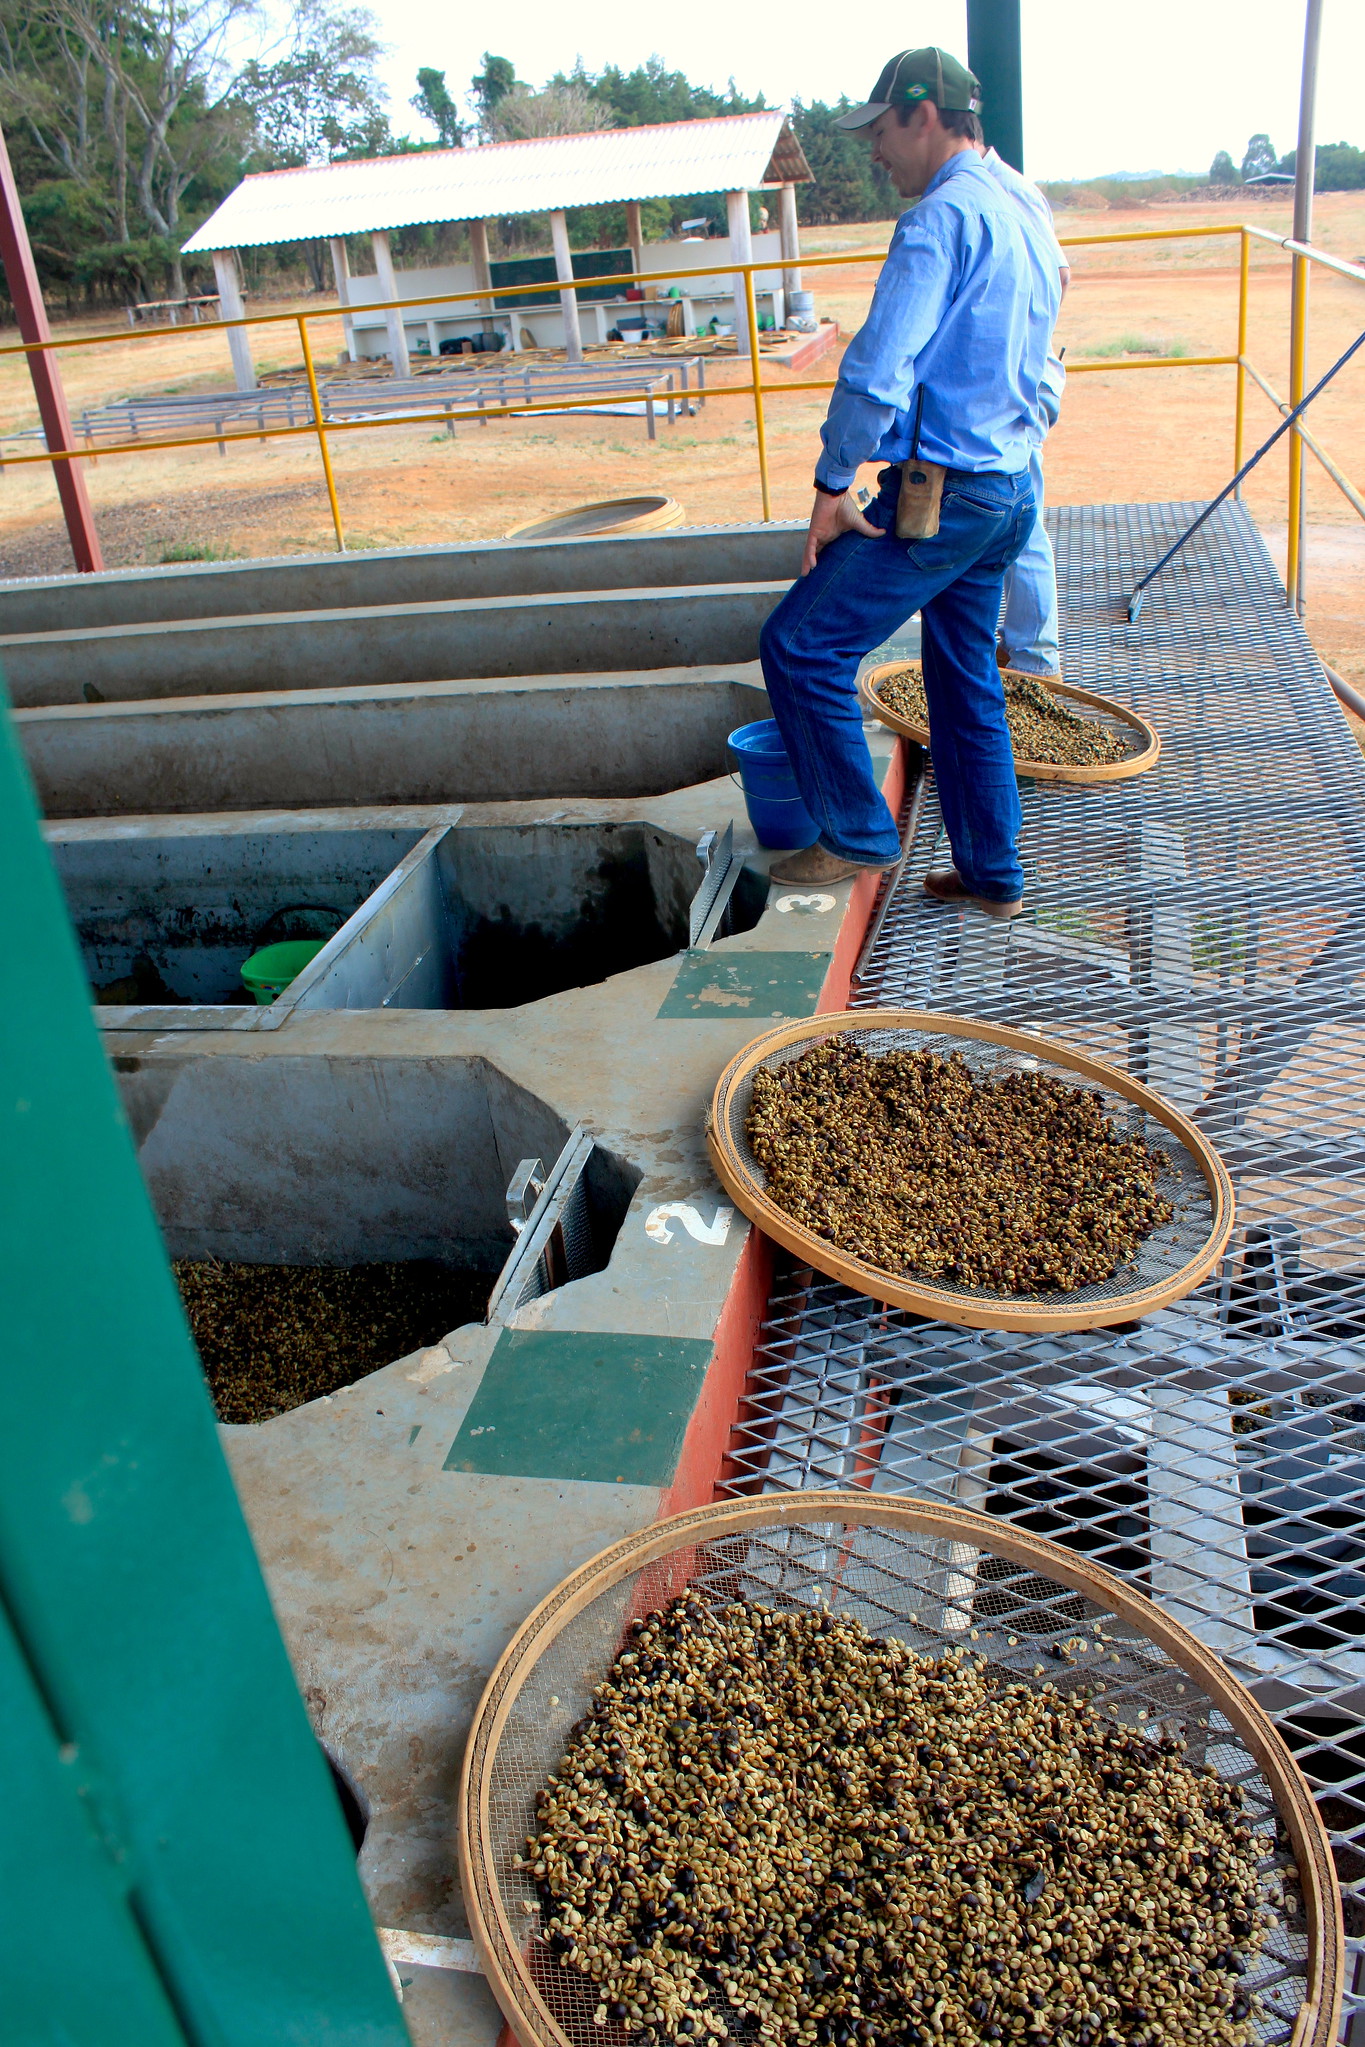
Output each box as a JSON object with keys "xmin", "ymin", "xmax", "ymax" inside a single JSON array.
[{"xmin": 0, "ymin": 191, "xmax": 1361, "ymax": 680}]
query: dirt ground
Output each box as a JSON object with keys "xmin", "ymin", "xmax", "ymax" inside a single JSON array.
[{"xmin": 0, "ymin": 190, "xmax": 1361, "ymax": 680}]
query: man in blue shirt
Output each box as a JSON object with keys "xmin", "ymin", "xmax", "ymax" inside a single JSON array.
[{"xmin": 760, "ymin": 48, "xmax": 1061, "ymax": 917}]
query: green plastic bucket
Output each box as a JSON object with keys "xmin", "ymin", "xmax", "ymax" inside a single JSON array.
[{"xmin": 240, "ymin": 937, "xmax": 326, "ymax": 1005}]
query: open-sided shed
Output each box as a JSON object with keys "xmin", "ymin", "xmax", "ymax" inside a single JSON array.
[{"xmin": 182, "ymin": 113, "xmax": 813, "ymax": 386}]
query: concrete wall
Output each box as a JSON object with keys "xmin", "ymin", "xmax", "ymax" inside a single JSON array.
[
  {"xmin": 292, "ymin": 821, "xmax": 708, "ymax": 1016},
  {"xmin": 0, "ymin": 525, "xmax": 804, "ymax": 637},
  {"xmin": 20, "ymin": 667, "xmax": 770, "ymax": 818},
  {"xmin": 2, "ymin": 584, "xmax": 788, "ymax": 709},
  {"xmin": 52, "ymin": 824, "xmax": 423, "ymax": 1003},
  {"xmin": 125, "ymin": 1052, "xmax": 570, "ymax": 1269}
]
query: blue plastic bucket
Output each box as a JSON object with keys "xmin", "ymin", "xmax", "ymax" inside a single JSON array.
[{"xmin": 727, "ymin": 719, "xmax": 819, "ymax": 851}]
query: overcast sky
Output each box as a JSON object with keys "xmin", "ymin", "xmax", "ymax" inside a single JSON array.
[{"xmin": 372, "ymin": 0, "xmax": 1364, "ymax": 184}]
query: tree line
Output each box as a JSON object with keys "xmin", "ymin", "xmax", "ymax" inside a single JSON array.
[
  {"xmin": 0, "ymin": 12, "xmax": 910, "ymax": 316},
  {"xmin": 13, "ymin": 9, "xmax": 1353, "ymax": 321},
  {"xmin": 1209, "ymin": 133, "xmax": 1365, "ymax": 189}
]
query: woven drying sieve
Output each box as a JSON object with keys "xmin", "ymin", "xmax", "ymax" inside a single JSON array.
[
  {"xmin": 860, "ymin": 662, "xmax": 1162, "ymax": 786},
  {"xmin": 705, "ymin": 1010, "xmax": 1234, "ymax": 1334},
  {"xmin": 458, "ymin": 1495, "xmax": 1342, "ymax": 2047}
]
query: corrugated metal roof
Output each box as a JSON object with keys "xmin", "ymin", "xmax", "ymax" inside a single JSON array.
[{"xmin": 182, "ymin": 113, "xmax": 811, "ymax": 254}]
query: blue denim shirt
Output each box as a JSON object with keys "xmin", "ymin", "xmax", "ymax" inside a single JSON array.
[{"xmin": 815, "ymin": 152, "xmax": 1062, "ymax": 490}]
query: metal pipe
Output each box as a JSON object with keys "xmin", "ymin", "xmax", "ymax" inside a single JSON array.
[
  {"xmin": 1234, "ymin": 228, "xmax": 1249, "ymax": 485},
  {"xmin": 1324, "ymin": 662, "xmax": 1365, "ymax": 723},
  {"xmin": 0, "ymin": 116, "xmax": 103, "ymax": 570},
  {"xmin": 742, "ymin": 267, "xmax": 771, "ymax": 520},
  {"xmin": 1287, "ymin": 0, "xmax": 1324, "ymax": 613},
  {"xmin": 1240, "ymin": 355, "xmax": 1365, "ymax": 522},
  {"xmin": 297, "ymin": 313, "xmax": 345, "ymax": 553}
]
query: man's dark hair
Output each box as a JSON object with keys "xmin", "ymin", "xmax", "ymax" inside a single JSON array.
[{"xmin": 898, "ymin": 101, "xmax": 983, "ymax": 144}]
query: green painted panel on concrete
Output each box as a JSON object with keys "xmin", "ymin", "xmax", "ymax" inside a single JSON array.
[
  {"xmin": 0, "ymin": 692, "xmax": 410, "ymax": 2045},
  {"xmin": 443, "ymin": 1330, "xmax": 714, "ymax": 1484},
  {"xmin": 657, "ymin": 948, "xmax": 830, "ymax": 1019}
]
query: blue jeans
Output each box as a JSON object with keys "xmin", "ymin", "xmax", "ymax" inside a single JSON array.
[
  {"xmin": 759, "ymin": 466, "xmax": 1037, "ymax": 900},
  {"xmin": 999, "ymin": 443, "xmax": 1060, "ymax": 676}
]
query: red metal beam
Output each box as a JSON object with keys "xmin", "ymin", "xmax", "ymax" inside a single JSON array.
[{"xmin": 0, "ymin": 120, "xmax": 103, "ymax": 573}]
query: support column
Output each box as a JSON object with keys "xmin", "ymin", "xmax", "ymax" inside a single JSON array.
[
  {"xmin": 0, "ymin": 117, "xmax": 102, "ymax": 569},
  {"xmin": 778, "ymin": 181, "xmax": 802, "ymax": 295},
  {"xmin": 211, "ymin": 249, "xmax": 256, "ymax": 393},
  {"xmin": 625, "ymin": 200, "xmax": 645, "ymax": 280},
  {"xmin": 726, "ymin": 189, "xmax": 753, "ymax": 357},
  {"xmin": 966, "ymin": 0, "xmax": 1024, "ymax": 171},
  {"xmin": 328, "ymin": 237, "xmax": 356, "ymax": 361},
  {"xmin": 369, "ymin": 230, "xmax": 410, "ymax": 378},
  {"xmin": 548, "ymin": 208, "xmax": 583, "ymax": 365},
  {"xmin": 469, "ymin": 217, "xmax": 496, "ymax": 339},
  {"xmin": 1287, "ymin": 0, "xmax": 1323, "ymax": 615}
]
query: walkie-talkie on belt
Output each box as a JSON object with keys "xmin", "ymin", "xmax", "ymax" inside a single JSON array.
[{"xmin": 896, "ymin": 384, "xmax": 946, "ymax": 540}]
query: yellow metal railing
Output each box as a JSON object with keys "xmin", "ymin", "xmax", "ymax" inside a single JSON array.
[{"xmin": 1, "ymin": 222, "xmax": 1361, "ymax": 601}]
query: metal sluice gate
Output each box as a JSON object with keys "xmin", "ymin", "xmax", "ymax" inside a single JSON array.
[{"xmin": 722, "ymin": 502, "xmax": 1365, "ymax": 2031}]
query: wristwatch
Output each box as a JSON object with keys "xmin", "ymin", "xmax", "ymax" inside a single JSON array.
[{"xmin": 812, "ymin": 478, "xmax": 847, "ymax": 498}]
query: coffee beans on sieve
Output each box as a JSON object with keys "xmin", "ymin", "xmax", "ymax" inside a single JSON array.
[
  {"xmin": 523, "ymin": 1599, "xmax": 1271, "ymax": 2047},
  {"xmin": 744, "ymin": 1041, "xmax": 1174, "ymax": 1296},
  {"xmin": 875, "ymin": 666, "xmax": 1128, "ymax": 770}
]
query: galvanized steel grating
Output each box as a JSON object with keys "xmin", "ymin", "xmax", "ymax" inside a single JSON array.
[{"xmin": 723, "ymin": 503, "xmax": 1365, "ymax": 2028}]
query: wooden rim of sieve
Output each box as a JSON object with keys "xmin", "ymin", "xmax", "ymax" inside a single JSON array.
[
  {"xmin": 705, "ymin": 1009, "xmax": 1235, "ymax": 1334},
  {"xmin": 458, "ymin": 1492, "xmax": 1343, "ymax": 2047},
  {"xmin": 860, "ymin": 661, "xmax": 1162, "ymax": 785}
]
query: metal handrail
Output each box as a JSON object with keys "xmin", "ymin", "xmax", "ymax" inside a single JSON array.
[{"xmin": 0, "ymin": 220, "xmax": 1360, "ymax": 577}]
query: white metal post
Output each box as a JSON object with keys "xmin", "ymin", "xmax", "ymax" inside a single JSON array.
[
  {"xmin": 726, "ymin": 189, "xmax": 753, "ymax": 357},
  {"xmin": 549, "ymin": 208, "xmax": 584, "ymax": 364},
  {"xmin": 211, "ymin": 249, "xmax": 256, "ymax": 392},
  {"xmin": 328, "ymin": 237, "xmax": 355, "ymax": 361},
  {"xmin": 779, "ymin": 182, "xmax": 803, "ymax": 296},
  {"xmin": 469, "ymin": 218, "xmax": 496, "ymax": 340},
  {"xmin": 369, "ymin": 230, "xmax": 410, "ymax": 378},
  {"xmin": 625, "ymin": 200, "xmax": 645, "ymax": 281}
]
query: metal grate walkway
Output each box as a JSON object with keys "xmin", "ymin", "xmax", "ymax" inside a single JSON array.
[{"xmin": 724, "ymin": 502, "xmax": 1365, "ymax": 2029}]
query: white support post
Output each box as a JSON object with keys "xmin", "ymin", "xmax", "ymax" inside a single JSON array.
[
  {"xmin": 211, "ymin": 249, "xmax": 256, "ymax": 392},
  {"xmin": 779, "ymin": 181, "xmax": 803, "ymax": 296},
  {"xmin": 625, "ymin": 200, "xmax": 645, "ymax": 281},
  {"xmin": 328, "ymin": 236, "xmax": 356, "ymax": 361},
  {"xmin": 369, "ymin": 230, "xmax": 410, "ymax": 378},
  {"xmin": 469, "ymin": 218, "xmax": 496, "ymax": 338},
  {"xmin": 726, "ymin": 189, "xmax": 752, "ymax": 357},
  {"xmin": 549, "ymin": 208, "xmax": 583, "ymax": 364}
]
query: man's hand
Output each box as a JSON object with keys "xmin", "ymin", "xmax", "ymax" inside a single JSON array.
[{"xmin": 801, "ymin": 488, "xmax": 886, "ymax": 575}]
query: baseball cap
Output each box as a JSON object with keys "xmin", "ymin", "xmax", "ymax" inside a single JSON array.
[{"xmin": 835, "ymin": 47, "xmax": 982, "ymax": 130}]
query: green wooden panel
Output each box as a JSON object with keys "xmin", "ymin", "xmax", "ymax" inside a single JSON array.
[
  {"xmin": 657, "ymin": 949, "xmax": 831, "ymax": 1019},
  {"xmin": 0, "ymin": 1595, "xmax": 189, "ymax": 2046},
  {"xmin": 0, "ymin": 692, "xmax": 410, "ymax": 2045},
  {"xmin": 443, "ymin": 1330, "xmax": 713, "ymax": 1484},
  {"xmin": 491, "ymin": 247, "xmax": 633, "ymax": 309}
]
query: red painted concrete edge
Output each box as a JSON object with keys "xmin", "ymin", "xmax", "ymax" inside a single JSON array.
[
  {"xmin": 658, "ymin": 1221, "xmax": 775, "ymax": 1521},
  {"xmin": 817, "ymin": 735, "xmax": 908, "ymax": 1014},
  {"xmin": 650, "ymin": 737, "xmax": 908, "ymax": 1524}
]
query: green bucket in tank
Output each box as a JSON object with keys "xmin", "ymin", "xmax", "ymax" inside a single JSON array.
[{"xmin": 240, "ymin": 937, "xmax": 326, "ymax": 1005}]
